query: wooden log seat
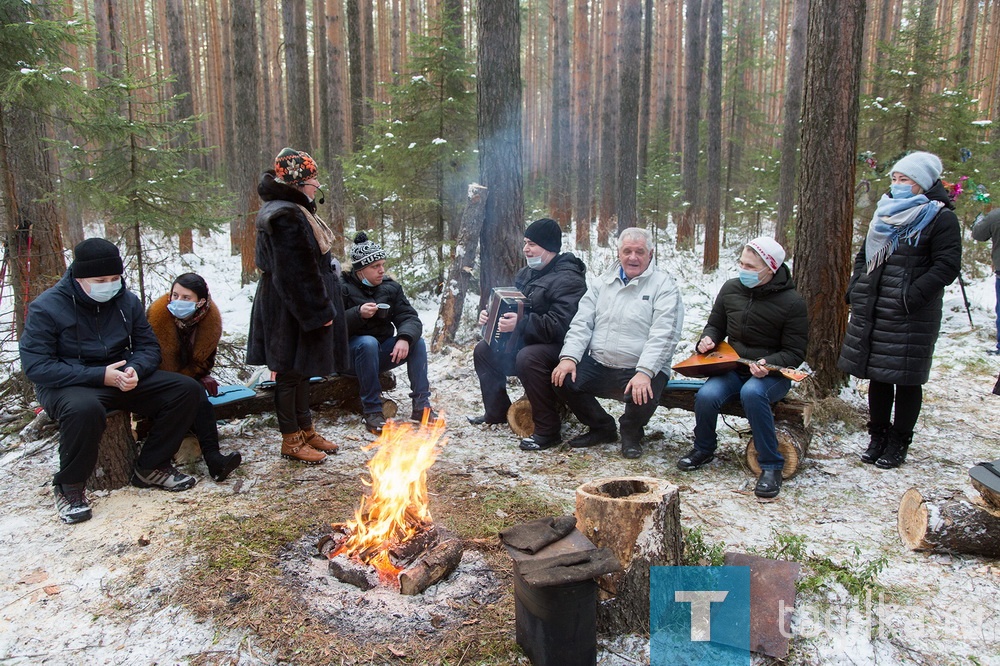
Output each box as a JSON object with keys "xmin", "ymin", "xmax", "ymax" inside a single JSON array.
[
  {"xmin": 212, "ymin": 372, "xmax": 397, "ymax": 420},
  {"xmin": 504, "ymin": 379, "xmax": 813, "ymax": 476}
]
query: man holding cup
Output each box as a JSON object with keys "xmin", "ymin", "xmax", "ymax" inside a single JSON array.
[{"xmin": 341, "ymin": 232, "xmax": 436, "ymax": 434}]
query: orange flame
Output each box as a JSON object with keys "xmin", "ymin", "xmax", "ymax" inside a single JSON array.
[{"xmin": 333, "ymin": 412, "xmax": 446, "ymax": 581}]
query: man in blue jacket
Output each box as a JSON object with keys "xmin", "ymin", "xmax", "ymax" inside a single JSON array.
[{"xmin": 19, "ymin": 238, "xmax": 203, "ymax": 524}]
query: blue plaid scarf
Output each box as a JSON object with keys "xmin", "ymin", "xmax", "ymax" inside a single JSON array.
[{"xmin": 864, "ymin": 193, "xmax": 943, "ymax": 274}]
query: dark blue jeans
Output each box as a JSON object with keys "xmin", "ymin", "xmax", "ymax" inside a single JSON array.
[
  {"xmin": 692, "ymin": 371, "xmax": 791, "ymax": 470},
  {"xmin": 347, "ymin": 335, "xmax": 431, "ymax": 415}
]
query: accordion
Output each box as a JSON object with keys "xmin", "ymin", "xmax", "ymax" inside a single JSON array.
[{"xmin": 482, "ymin": 288, "xmax": 530, "ymax": 355}]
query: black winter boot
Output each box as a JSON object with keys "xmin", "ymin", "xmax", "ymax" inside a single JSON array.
[
  {"xmin": 875, "ymin": 429, "xmax": 913, "ymax": 469},
  {"xmin": 861, "ymin": 422, "xmax": 890, "ymax": 464},
  {"xmin": 204, "ymin": 450, "xmax": 242, "ymax": 482}
]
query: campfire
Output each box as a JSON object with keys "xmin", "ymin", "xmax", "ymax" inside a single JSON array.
[{"xmin": 319, "ymin": 414, "xmax": 464, "ymax": 595}]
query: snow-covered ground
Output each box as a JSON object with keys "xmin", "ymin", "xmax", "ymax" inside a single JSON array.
[{"xmin": 1, "ymin": 227, "xmax": 998, "ymax": 665}]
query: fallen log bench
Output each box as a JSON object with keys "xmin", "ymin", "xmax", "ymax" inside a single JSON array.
[
  {"xmin": 659, "ymin": 379, "xmax": 813, "ymax": 479},
  {"xmin": 81, "ymin": 373, "xmax": 399, "ymax": 491},
  {"xmin": 506, "ymin": 378, "xmax": 812, "ymax": 478},
  {"xmin": 211, "ymin": 372, "xmax": 397, "ymax": 420}
]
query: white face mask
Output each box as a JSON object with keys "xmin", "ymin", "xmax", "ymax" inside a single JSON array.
[
  {"xmin": 526, "ymin": 255, "xmax": 544, "ymax": 269},
  {"xmin": 86, "ymin": 278, "xmax": 121, "ymax": 303}
]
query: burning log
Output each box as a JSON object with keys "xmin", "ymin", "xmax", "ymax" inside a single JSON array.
[
  {"xmin": 322, "ymin": 418, "xmax": 461, "ymax": 593},
  {"xmin": 328, "ymin": 554, "xmax": 381, "ymax": 590},
  {"xmin": 575, "ymin": 476, "xmax": 682, "ymax": 635},
  {"xmin": 399, "ymin": 536, "xmax": 464, "ymax": 595},
  {"xmin": 898, "ymin": 487, "xmax": 1000, "ymax": 558},
  {"xmin": 389, "ymin": 523, "xmax": 439, "ymax": 564}
]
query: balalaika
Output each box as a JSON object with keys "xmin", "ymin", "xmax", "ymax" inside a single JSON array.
[{"xmin": 482, "ymin": 288, "xmax": 530, "ymax": 354}]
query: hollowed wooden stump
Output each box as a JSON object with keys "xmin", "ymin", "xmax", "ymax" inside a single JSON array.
[{"xmin": 575, "ymin": 476, "xmax": 681, "ymax": 635}]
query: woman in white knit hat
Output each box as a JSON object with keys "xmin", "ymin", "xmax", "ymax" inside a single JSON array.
[
  {"xmin": 838, "ymin": 151, "xmax": 962, "ymax": 469},
  {"xmin": 677, "ymin": 237, "xmax": 808, "ymax": 499}
]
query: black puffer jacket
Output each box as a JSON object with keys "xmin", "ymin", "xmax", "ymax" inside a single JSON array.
[
  {"xmin": 341, "ymin": 271, "xmax": 423, "ymax": 343},
  {"xmin": 701, "ymin": 264, "xmax": 808, "ymax": 372},
  {"xmin": 246, "ymin": 172, "xmax": 349, "ymax": 375},
  {"xmin": 20, "ymin": 271, "xmax": 162, "ymax": 388},
  {"xmin": 837, "ymin": 180, "xmax": 961, "ymax": 385},
  {"xmin": 513, "ymin": 252, "xmax": 587, "ymax": 346}
]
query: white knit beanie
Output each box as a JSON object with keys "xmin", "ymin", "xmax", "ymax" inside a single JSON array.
[
  {"xmin": 890, "ymin": 151, "xmax": 943, "ymax": 191},
  {"xmin": 746, "ymin": 237, "xmax": 786, "ymax": 274}
]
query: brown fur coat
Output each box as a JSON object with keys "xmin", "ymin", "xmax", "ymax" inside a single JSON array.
[{"xmin": 147, "ymin": 293, "xmax": 222, "ymax": 379}]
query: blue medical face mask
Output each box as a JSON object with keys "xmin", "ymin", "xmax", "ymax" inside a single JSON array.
[
  {"xmin": 890, "ymin": 183, "xmax": 917, "ymax": 199},
  {"xmin": 168, "ymin": 300, "xmax": 198, "ymax": 319},
  {"xmin": 738, "ymin": 269, "xmax": 762, "ymax": 289},
  {"xmin": 361, "ymin": 277, "xmax": 374, "ymax": 288},
  {"xmin": 86, "ymin": 278, "xmax": 121, "ymax": 303},
  {"xmin": 526, "ymin": 255, "xmax": 544, "ymax": 269}
]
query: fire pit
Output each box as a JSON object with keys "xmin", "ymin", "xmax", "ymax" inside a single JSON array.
[{"xmin": 318, "ymin": 416, "xmax": 464, "ymax": 595}]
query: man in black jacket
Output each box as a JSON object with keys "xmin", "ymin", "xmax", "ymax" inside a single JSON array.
[
  {"xmin": 341, "ymin": 232, "xmax": 435, "ymax": 434},
  {"xmin": 470, "ymin": 218, "xmax": 587, "ymax": 451},
  {"xmin": 19, "ymin": 238, "xmax": 203, "ymax": 524}
]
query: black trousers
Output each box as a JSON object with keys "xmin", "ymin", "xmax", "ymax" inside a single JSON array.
[
  {"xmin": 474, "ymin": 341, "xmax": 563, "ymax": 436},
  {"xmin": 557, "ymin": 355, "xmax": 668, "ymax": 439},
  {"xmin": 37, "ymin": 370, "xmax": 203, "ymax": 485},
  {"xmin": 191, "ymin": 393, "xmax": 220, "ymax": 453},
  {"xmin": 274, "ymin": 371, "xmax": 312, "ymax": 434},
  {"xmin": 868, "ymin": 380, "xmax": 922, "ymax": 433}
]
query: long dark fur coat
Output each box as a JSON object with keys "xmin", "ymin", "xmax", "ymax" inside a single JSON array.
[{"xmin": 245, "ymin": 171, "xmax": 349, "ymax": 375}]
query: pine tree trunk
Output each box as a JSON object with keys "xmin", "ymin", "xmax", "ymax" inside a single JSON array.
[
  {"xmin": 775, "ymin": 0, "xmax": 809, "ymax": 249},
  {"xmin": 616, "ymin": 0, "xmax": 641, "ymax": 233},
  {"xmin": 325, "ymin": 0, "xmax": 349, "ymax": 258},
  {"xmin": 283, "ymin": 0, "xmax": 311, "ymax": 151},
  {"xmin": 597, "ymin": 0, "xmax": 619, "ymax": 246},
  {"xmin": 637, "ymin": 0, "xmax": 653, "ymax": 185},
  {"xmin": 347, "ymin": 0, "xmax": 364, "ymax": 151},
  {"xmin": 232, "ymin": 0, "xmax": 262, "ymax": 285},
  {"xmin": 477, "ymin": 0, "xmax": 524, "ymax": 309},
  {"xmin": 794, "ymin": 0, "xmax": 866, "ymax": 396},
  {"xmin": 547, "ymin": 0, "xmax": 571, "ymax": 228},
  {"xmin": 362, "ymin": 0, "xmax": 375, "ymax": 127},
  {"xmin": 678, "ymin": 0, "xmax": 704, "ymax": 250},
  {"xmin": 703, "ymin": 0, "xmax": 722, "ymax": 272},
  {"xmin": 572, "ymin": 0, "xmax": 592, "ymax": 250}
]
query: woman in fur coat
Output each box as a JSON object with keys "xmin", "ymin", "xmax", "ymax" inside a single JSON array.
[
  {"xmin": 246, "ymin": 148, "xmax": 349, "ymax": 464},
  {"xmin": 148, "ymin": 273, "xmax": 242, "ymax": 481}
]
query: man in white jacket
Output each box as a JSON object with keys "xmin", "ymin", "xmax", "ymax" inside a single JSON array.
[{"xmin": 549, "ymin": 227, "xmax": 685, "ymax": 458}]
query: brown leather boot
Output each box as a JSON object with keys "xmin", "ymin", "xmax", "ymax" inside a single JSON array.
[
  {"xmin": 301, "ymin": 427, "xmax": 339, "ymax": 454},
  {"xmin": 281, "ymin": 431, "xmax": 326, "ymax": 464}
]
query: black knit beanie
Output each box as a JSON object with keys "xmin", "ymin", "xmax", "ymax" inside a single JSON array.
[
  {"xmin": 524, "ymin": 218, "xmax": 562, "ymax": 253},
  {"xmin": 71, "ymin": 238, "xmax": 124, "ymax": 278}
]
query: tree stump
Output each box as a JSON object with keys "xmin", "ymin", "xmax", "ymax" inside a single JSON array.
[
  {"xmin": 575, "ymin": 476, "xmax": 682, "ymax": 635},
  {"xmin": 744, "ymin": 425, "xmax": 809, "ymax": 479},
  {"xmin": 87, "ymin": 410, "xmax": 137, "ymax": 491},
  {"xmin": 898, "ymin": 487, "xmax": 1000, "ymax": 558},
  {"xmin": 507, "ymin": 397, "xmax": 534, "ymax": 437}
]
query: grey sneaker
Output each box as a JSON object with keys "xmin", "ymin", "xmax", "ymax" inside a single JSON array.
[
  {"xmin": 54, "ymin": 483, "xmax": 92, "ymax": 524},
  {"xmin": 131, "ymin": 464, "xmax": 197, "ymax": 491}
]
